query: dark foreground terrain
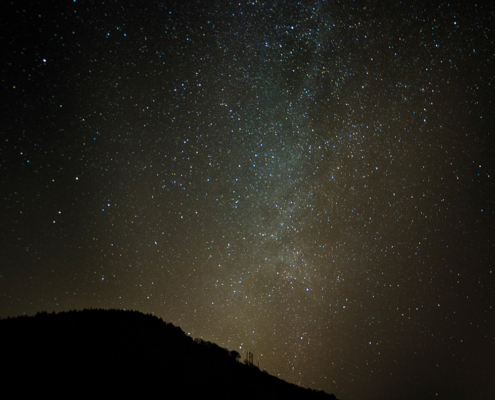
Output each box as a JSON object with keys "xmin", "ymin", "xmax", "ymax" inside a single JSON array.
[{"xmin": 1, "ymin": 309, "xmax": 337, "ymax": 399}]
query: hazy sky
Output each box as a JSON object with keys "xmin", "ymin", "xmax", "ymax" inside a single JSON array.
[{"xmin": 1, "ymin": 1, "xmax": 493, "ymax": 399}]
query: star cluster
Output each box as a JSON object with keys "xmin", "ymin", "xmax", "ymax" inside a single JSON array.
[{"xmin": 1, "ymin": 1, "xmax": 493, "ymax": 399}]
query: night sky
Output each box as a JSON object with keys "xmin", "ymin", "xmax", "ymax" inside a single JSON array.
[{"xmin": 1, "ymin": 1, "xmax": 494, "ymax": 399}]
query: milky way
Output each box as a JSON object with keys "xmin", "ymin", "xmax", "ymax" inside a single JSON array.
[{"xmin": 1, "ymin": 1, "xmax": 493, "ymax": 399}]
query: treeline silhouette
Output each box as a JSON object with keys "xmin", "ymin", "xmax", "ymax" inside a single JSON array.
[{"xmin": 1, "ymin": 309, "xmax": 337, "ymax": 399}]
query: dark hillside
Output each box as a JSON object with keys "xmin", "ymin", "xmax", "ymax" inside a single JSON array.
[{"xmin": 1, "ymin": 309, "xmax": 337, "ymax": 399}]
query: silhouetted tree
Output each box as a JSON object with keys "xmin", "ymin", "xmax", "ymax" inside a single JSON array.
[{"xmin": 229, "ymin": 350, "xmax": 241, "ymax": 361}]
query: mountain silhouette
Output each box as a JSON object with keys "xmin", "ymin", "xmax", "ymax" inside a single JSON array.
[{"xmin": 1, "ymin": 309, "xmax": 337, "ymax": 399}]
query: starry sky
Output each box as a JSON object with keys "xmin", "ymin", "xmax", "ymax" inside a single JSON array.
[{"xmin": 1, "ymin": 1, "xmax": 494, "ymax": 399}]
